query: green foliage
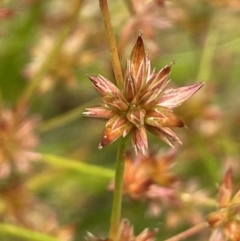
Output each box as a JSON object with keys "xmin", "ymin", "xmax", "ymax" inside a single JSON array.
[{"xmin": 1, "ymin": 1, "xmax": 240, "ymax": 241}]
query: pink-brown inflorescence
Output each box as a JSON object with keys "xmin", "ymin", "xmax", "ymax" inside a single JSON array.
[
  {"xmin": 0, "ymin": 107, "xmax": 40, "ymax": 178},
  {"xmin": 83, "ymin": 36, "xmax": 204, "ymax": 156},
  {"xmin": 207, "ymin": 169, "xmax": 240, "ymax": 241}
]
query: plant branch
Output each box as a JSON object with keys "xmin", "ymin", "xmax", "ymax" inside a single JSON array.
[{"xmin": 164, "ymin": 222, "xmax": 209, "ymax": 241}]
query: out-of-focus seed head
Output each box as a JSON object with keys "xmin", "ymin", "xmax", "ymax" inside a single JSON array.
[
  {"xmin": 0, "ymin": 8, "xmax": 14, "ymax": 19},
  {"xmin": 207, "ymin": 168, "xmax": 240, "ymax": 241},
  {"xmin": 25, "ymin": 29, "xmax": 87, "ymax": 93},
  {"xmin": 83, "ymin": 35, "xmax": 204, "ymax": 156},
  {"xmin": 109, "ymin": 149, "xmax": 179, "ymax": 201},
  {"xmin": 0, "ymin": 183, "xmax": 74, "ymax": 240},
  {"xmin": 0, "ymin": 107, "xmax": 40, "ymax": 179}
]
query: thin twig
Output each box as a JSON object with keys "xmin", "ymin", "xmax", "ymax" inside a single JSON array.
[{"xmin": 164, "ymin": 222, "xmax": 209, "ymax": 241}]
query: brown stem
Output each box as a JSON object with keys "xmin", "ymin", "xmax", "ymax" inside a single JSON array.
[{"xmin": 99, "ymin": 0, "xmax": 123, "ymax": 88}]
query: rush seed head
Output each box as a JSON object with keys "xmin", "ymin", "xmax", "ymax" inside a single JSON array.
[{"xmin": 83, "ymin": 35, "xmax": 204, "ymax": 156}]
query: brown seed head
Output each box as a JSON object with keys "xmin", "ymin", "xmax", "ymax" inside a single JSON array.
[
  {"xmin": 0, "ymin": 107, "xmax": 40, "ymax": 178},
  {"xmin": 207, "ymin": 169, "xmax": 240, "ymax": 240},
  {"xmin": 83, "ymin": 36, "xmax": 204, "ymax": 156}
]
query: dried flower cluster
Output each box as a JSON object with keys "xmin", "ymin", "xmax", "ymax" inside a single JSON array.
[
  {"xmin": 85, "ymin": 219, "xmax": 157, "ymax": 241},
  {"xmin": 83, "ymin": 36, "xmax": 203, "ymax": 156},
  {"xmin": 25, "ymin": 29, "xmax": 87, "ymax": 93},
  {"xmin": 118, "ymin": 0, "xmax": 171, "ymax": 56},
  {"xmin": 0, "ymin": 107, "xmax": 39, "ymax": 178},
  {"xmin": 115, "ymin": 149, "xmax": 178, "ymax": 200},
  {"xmin": 207, "ymin": 169, "xmax": 240, "ymax": 241},
  {"xmin": 108, "ymin": 149, "xmax": 185, "ymax": 220},
  {"xmin": 0, "ymin": 183, "xmax": 74, "ymax": 240}
]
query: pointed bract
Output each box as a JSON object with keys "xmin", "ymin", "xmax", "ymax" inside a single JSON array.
[
  {"xmin": 143, "ymin": 62, "xmax": 173, "ymax": 92},
  {"xmin": 158, "ymin": 82, "xmax": 204, "ymax": 109},
  {"xmin": 147, "ymin": 125, "xmax": 182, "ymax": 148},
  {"xmin": 99, "ymin": 116, "xmax": 132, "ymax": 148},
  {"xmin": 88, "ymin": 75, "xmax": 121, "ymax": 97},
  {"xmin": 130, "ymin": 36, "xmax": 145, "ymax": 80},
  {"xmin": 103, "ymin": 92, "xmax": 128, "ymax": 111},
  {"xmin": 127, "ymin": 108, "xmax": 146, "ymax": 128},
  {"xmin": 83, "ymin": 107, "xmax": 115, "ymax": 119},
  {"xmin": 123, "ymin": 61, "xmax": 136, "ymax": 101},
  {"xmin": 217, "ymin": 168, "xmax": 233, "ymax": 208},
  {"xmin": 131, "ymin": 126, "xmax": 148, "ymax": 157},
  {"xmin": 145, "ymin": 108, "xmax": 184, "ymax": 128}
]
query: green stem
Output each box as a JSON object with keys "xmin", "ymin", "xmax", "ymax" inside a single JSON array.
[
  {"xmin": 38, "ymin": 97, "xmax": 99, "ymax": 133},
  {"xmin": 0, "ymin": 223, "xmax": 62, "ymax": 241},
  {"xmin": 40, "ymin": 153, "xmax": 114, "ymax": 178},
  {"xmin": 0, "ymin": 88, "xmax": 2, "ymax": 112},
  {"xmin": 109, "ymin": 137, "xmax": 127, "ymax": 240},
  {"xmin": 99, "ymin": 0, "xmax": 123, "ymax": 88},
  {"xmin": 196, "ymin": 17, "xmax": 218, "ymax": 82},
  {"xmin": 17, "ymin": 0, "xmax": 83, "ymax": 108},
  {"xmin": 163, "ymin": 222, "xmax": 209, "ymax": 241}
]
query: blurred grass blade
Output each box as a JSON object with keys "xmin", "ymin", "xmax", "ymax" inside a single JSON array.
[
  {"xmin": 41, "ymin": 153, "xmax": 114, "ymax": 178},
  {"xmin": 38, "ymin": 97, "xmax": 99, "ymax": 133},
  {"xmin": 0, "ymin": 223, "xmax": 62, "ymax": 241}
]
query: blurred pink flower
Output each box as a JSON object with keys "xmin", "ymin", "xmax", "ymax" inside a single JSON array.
[
  {"xmin": 1, "ymin": 183, "xmax": 74, "ymax": 241},
  {"xmin": 207, "ymin": 169, "xmax": 240, "ymax": 241},
  {"xmin": 25, "ymin": 29, "xmax": 87, "ymax": 93},
  {"xmin": 0, "ymin": 107, "xmax": 40, "ymax": 178}
]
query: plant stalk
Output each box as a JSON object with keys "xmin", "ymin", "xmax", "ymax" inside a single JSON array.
[
  {"xmin": 164, "ymin": 222, "xmax": 209, "ymax": 241},
  {"xmin": 99, "ymin": 0, "xmax": 123, "ymax": 88},
  {"xmin": 109, "ymin": 137, "xmax": 127, "ymax": 240}
]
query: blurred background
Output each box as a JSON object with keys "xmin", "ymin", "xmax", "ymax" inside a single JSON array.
[{"xmin": 0, "ymin": 0, "xmax": 240, "ymax": 240}]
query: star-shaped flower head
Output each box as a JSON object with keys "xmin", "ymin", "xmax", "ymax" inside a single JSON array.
[{"xmin": 83, "ymin": 35, "xmax": 204, "ymax": 156}]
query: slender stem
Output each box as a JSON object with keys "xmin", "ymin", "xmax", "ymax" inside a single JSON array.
[
  {"xmin": 196, "ymin": 17, "xmax": 218, "ymax": 82},
  {"xmin": 40, "ymin": 153, "xmax": 114, "ymax": 178},
  {"xmin": 164, "ymin": 222, "xmax": 209, "ymax": 241},
  {"xmin": 17, "ymin": 0, "xmax": 83, "ymax": 109},
  {"xmin": 109, "ymin": 137, "xmax": 127, "ymax": 240},
  {"xmin": 0, "ymin": 87, "xmax": 2, "ymax": 112},
  {"xmin": 0, "ymin": 223, "xmax": 61, "ymax": 241},
  {"xmin": 99, "ymin": 0, "xmax": 123, "ymax": 88}
]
